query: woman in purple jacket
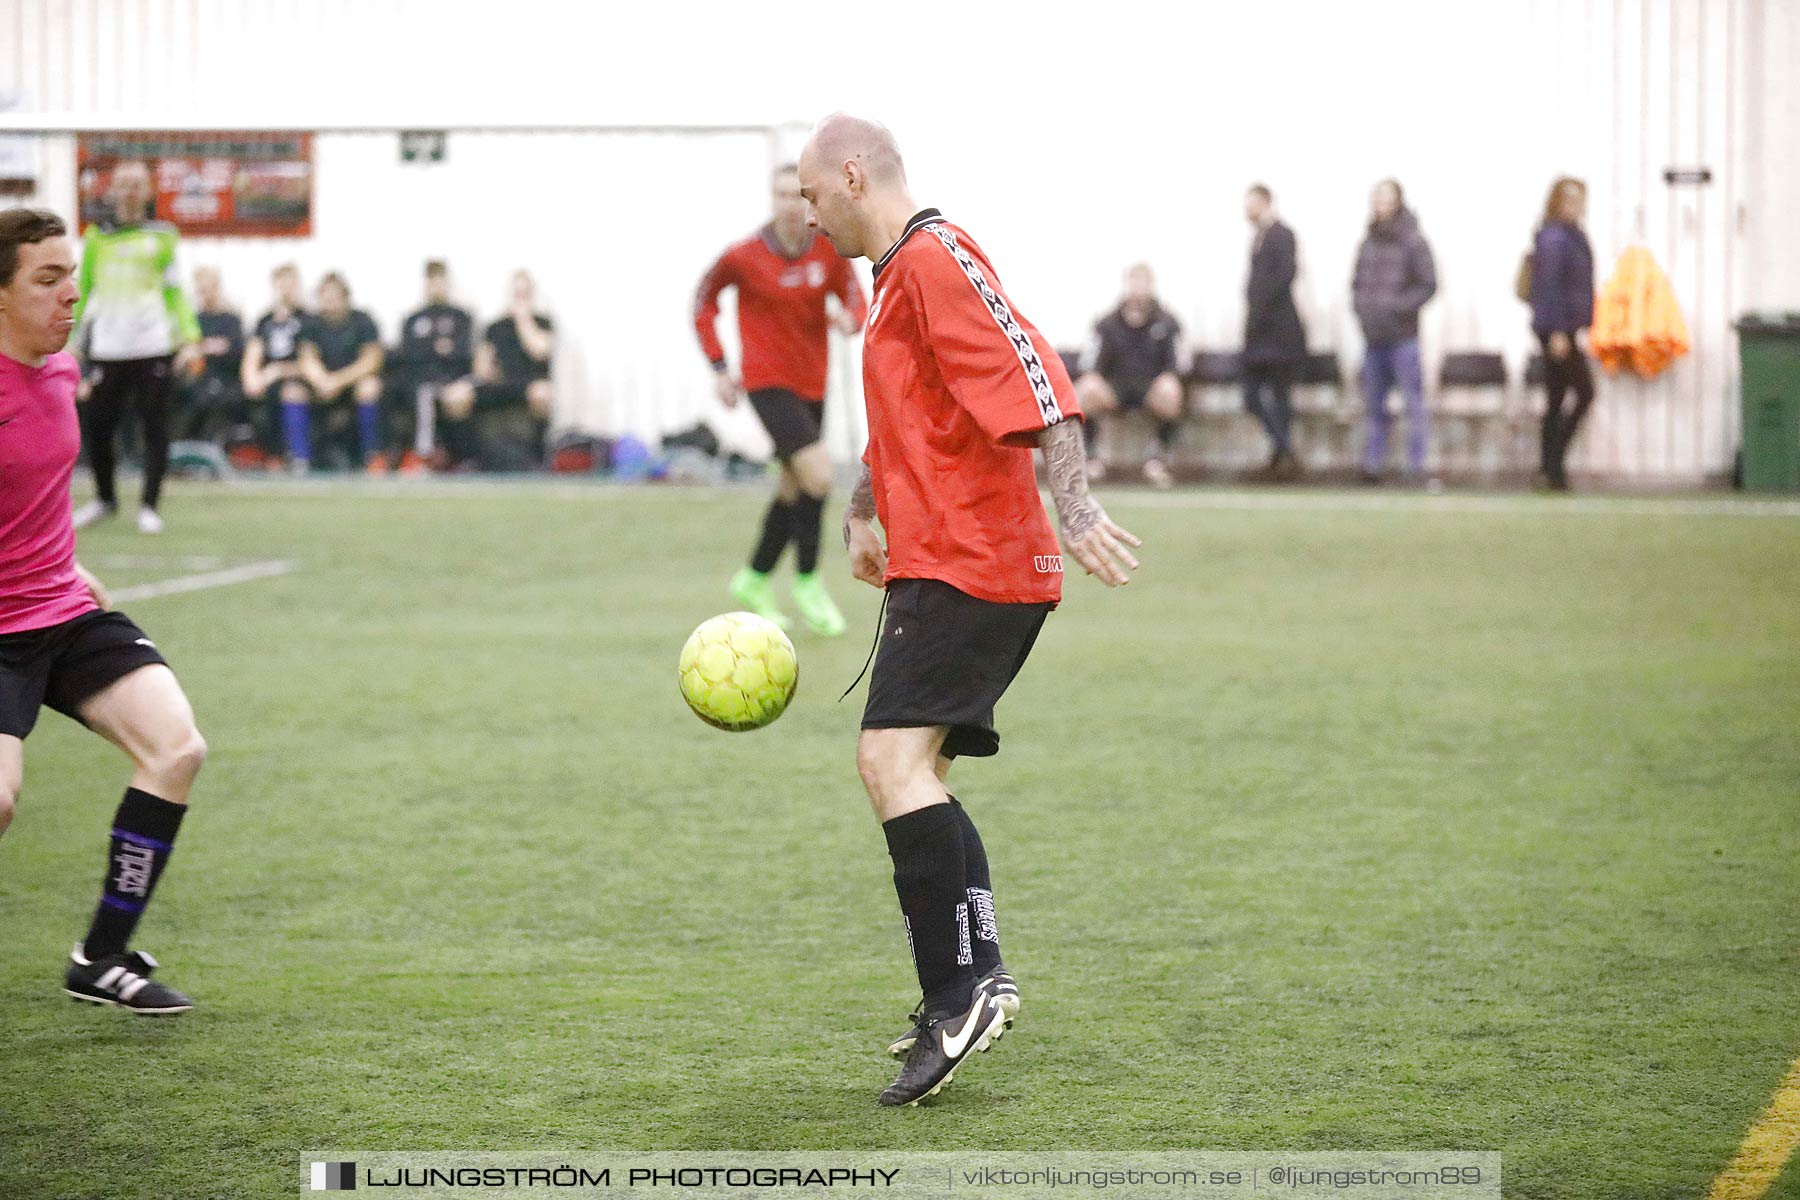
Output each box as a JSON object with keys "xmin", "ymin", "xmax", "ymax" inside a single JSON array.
[{"xmin": 1529, "ymin": 177, "xmax": 1596, "ymax": 490}]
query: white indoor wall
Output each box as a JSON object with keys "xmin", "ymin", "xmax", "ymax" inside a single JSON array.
[
  {"xmin": 3, "ymin": 0, "xmax": 1793, "ymax": 479},
  {"xmin": 1744, "ymin": 0, "xmax": 1800, "ymax": 312},
  {"xmin": 18, "ymin": 128, "xmax": 802, "ymax": 456}
]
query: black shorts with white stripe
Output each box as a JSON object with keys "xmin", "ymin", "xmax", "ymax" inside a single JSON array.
[{"xmin": 0, "ymin": 610, "xmax": 168, "ymax": 739}]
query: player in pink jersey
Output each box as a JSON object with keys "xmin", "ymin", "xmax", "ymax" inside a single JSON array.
[{"xmin": 0, "ymin": 208, "xmax": 207, "ymax": 1014}]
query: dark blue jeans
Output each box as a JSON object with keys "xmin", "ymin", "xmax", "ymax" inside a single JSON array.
[
  {"xmin": 1241, "ymin": 363, "xmax": 1293, "ymax": 456},
  {"xmin": 1360, "ymin": 338, "xmax": 1427, "ymax": 473}
]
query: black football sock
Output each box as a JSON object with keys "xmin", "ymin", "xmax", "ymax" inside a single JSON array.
[
  {"xmin": 948, "ymin": 797, "xmax": 1002, "ymax": 975},
  {"xmin": 83, "ymin": 788, "xmax": 187, "ymax": 958},
  {"xmin": 440, "ymin": 416, "xmax": 473, "ymax": 465},
  {"xmin": 790, "ymin": 492, "xmax": 825, "ymax": 575},
  {"xmin": 529, "ymin": 416, "xmax": 550, "ymax": 467},
  {"xmin": 749, "ymin": 497, "xmax": 793, "ymax": 574},
  {"xmin": 1155, "ymin": 419, "xmax": 1178, "ymax": 453},
  {"xmin": 883, "ymin": 804, "xmax": 975, "ymax": 1018},
  {"xmin": 1082, "ymin": 415, "xmax": 1098, "ymax": 454}
]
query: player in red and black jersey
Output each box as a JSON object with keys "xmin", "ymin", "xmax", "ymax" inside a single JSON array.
[
  {"xmin": 798, "ymin": 115, "xmax": 1141, "ymax": 1105},
  {"xmin": 694, "ymin": 164, "xmax": 867, "ymax": 636}
]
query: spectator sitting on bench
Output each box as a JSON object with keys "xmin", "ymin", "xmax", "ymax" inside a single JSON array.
[
  {"xmin": 440, "ymin": 269, "xmax": 554, "ymax": 471},
  {"xmin": 384, "ymin": 258, "xmax": 473, "ymax": 474},
  {"xmin": 294, "ymin": 273, "xmax": 384, "ymax": 472},
  {"xmin": 242, "ymin": 263, "xmax": 310, "ymax": 471},
  {"xmin": 1073, "ymin": 263, "xmax": 1186, "ymax": 488},
  {"xmin": 177, "ymin": 265, "xmax": 247, "ymax": 445}
]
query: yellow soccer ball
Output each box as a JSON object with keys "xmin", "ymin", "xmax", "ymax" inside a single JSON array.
[{"xmin": 677, "ymin": 612, "xmax": 799, "ymax": 731}]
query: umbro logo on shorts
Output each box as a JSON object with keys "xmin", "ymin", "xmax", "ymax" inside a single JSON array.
[{"xmin": 135, "ymin": 638, "xmax": 156, "ymax": 648}]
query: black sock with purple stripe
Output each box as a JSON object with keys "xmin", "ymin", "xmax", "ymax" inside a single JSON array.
[{"xmin": 83, "ymin": 788, "xmax": 186, "ymax": 958}]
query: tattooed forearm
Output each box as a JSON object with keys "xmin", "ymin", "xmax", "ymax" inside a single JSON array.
[
  {"xmin": 847, "ymin": 463, "xmax": 875, "ymax": 521},
  {"xmin": 1040, "ymin": 419, "xmax": 1099, "ymax": 542},
  {"xmin": 843, "ymin": 462, "xmax": 876, "ymax": 548}
]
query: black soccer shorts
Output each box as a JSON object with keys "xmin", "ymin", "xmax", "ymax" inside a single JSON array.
[
  {"xmin": 0, "ymin": 610, "xmax": 169, "ymax": 739},
  {"xmin": 861, "ymin": 577, "xmax": 1052, "ymax": 759},
  {"xmin": 747, "ymin": 388, "xmax": 825, "ymax": 461}
]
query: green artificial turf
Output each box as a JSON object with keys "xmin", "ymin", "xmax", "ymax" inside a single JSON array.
[{"xmin": 1, "ymin": 480, "xmax": 1796, "ymax": 1200}]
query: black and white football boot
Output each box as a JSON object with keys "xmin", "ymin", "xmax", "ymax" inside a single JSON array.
[
  {"xmin": 887, "ymin": 966, "xmax": 1020, "ymax": 1058},
  {"xmin": 982, "ymin": 966, "xmax": 1022, "ymax": 1028},
  {"xmin": 878, "ymin": 980, "xmax": 1008, "ymax": 1107},
  {"xmin": 886, "ymin": 1000, "xmax": 928, "ymax": 1060},
  {"xmin": 65, "ymin": 945, "xmax": 194, "ymax": 1015}
]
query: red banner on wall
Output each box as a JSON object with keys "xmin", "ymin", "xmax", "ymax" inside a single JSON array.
[{"xmin": 77, "ymin": 131, "xmax": 313, "ymax": 237}]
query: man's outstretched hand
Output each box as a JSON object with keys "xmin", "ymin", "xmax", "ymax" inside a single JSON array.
[
  {"xmin": 1060, "ymin": 499, "xmax": 1141, "ymax": 587},
  {"xmin": 1040, "ymin": 420, "xmax": 1142, "ymax": 587}
]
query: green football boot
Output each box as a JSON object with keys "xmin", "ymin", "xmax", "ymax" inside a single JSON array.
[
  {"xmin": 791, "ymin": 572, "xmax": 847, "ymax": 637},
  {"xmin": 728, "ymin": 567, "xmax": 792, "ymax": 630}
]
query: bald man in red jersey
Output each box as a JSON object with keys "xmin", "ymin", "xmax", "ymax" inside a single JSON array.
[{"xmin": 798, "ymin": 115, "xmax": 1141, "ymax": 1107}]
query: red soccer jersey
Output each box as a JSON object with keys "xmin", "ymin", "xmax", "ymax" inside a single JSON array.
[
  {"xmin": 694, "ymin": 227, "xmax": 868, "ymax": 401},
  {"xmin": 861, "ymin": 210, "xmax": 1081, "ymax": 605},
  {"xmin": 0, "ymin": 351, "xmax": 96, "ymax": 634}
]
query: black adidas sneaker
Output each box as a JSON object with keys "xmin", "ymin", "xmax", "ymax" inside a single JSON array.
[
  {"xmin": 878, "ymin": 983, "xmax": 1007, "ymax": 1107},
  {"xmin": 65, "ymin": 945, "xmax": 194, "ymax": 1015},
  {"xmin": 887, "ymin": 966, "xmax": 1020, "ymax": 1058}
]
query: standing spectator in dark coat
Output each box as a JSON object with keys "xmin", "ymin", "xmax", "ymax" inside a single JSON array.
[
  {"xmin": 1241, "ymin": 184, "xmax": 1306, "ymax": 477},
  {"xmin": 1352, "ymin": 179, "xmax": 1438, "ymax": 480},
  {"xmin": 1528, "ymin": 177, "xmax": 1596, "ymax": 491}
]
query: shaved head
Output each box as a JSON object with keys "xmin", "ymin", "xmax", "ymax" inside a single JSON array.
[
  {"xmin": 797, "ymin": 113, "xmax": 916, "ymax": 261},
  {"xmin": 805, "ymin": 113, "xmax": 906, "ymax": 187}
]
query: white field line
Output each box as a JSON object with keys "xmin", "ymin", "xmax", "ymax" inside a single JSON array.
[
  {"xmin": 108, "ymin": 559, "xmax": 299, "ymax": 603},
  {"xmin": 87, "ymin": 554, "xmax": 231, "ymax": 570}
]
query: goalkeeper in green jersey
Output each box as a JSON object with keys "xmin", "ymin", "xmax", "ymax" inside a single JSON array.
[{"xmin": 70, "ymin": 161, "xmax": 200, "ymax": 536}]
